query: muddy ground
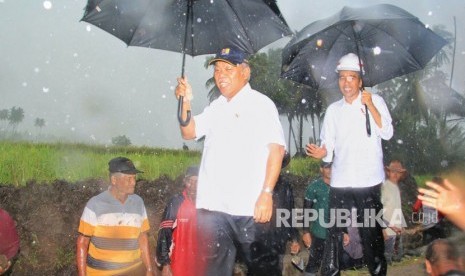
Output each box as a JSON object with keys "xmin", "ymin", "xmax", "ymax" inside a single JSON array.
[{"xmin": 0, "ymin": 172, "xmax": 456, "ymax": 275}]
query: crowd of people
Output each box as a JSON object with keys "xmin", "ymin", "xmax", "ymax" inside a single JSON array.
[{"xmin": 1, "ymin": 47, "xmax": 464, "ymax": 276}]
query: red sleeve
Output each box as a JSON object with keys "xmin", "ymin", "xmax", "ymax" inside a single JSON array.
[{"xmin": 412, "ymin": 198, "xmax": 422, "ymax": 212}]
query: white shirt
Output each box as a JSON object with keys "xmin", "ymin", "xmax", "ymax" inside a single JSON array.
[
  {"xmin": 194, "ymin": 83, "xmax": 286, "ymax": 216},
  {"xmin": 321, "ymin": 92, "xmax": 393, "ymax": 188},
  {"xmin": 381, "ymin": 180, "xmax": 406, "ymax": 236}
]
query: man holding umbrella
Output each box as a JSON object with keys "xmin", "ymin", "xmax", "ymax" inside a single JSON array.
[
  {"xmin": 306, "ymin": 53, "xmax": 393, "ymax": 275},
  {"xmin": 175, "ymin": 46, "xmax": 286, "ymax": 275}
]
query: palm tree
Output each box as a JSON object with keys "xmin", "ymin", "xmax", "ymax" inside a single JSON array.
[
  {"xmin": 8, "ymin": 106, "xmax": 25, "ymax": 134},
  {"xmin": 34, "ymin": 118, "xmax": 46, "ymax": 136}
]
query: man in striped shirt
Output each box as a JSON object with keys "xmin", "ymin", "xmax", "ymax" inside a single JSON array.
[{"xmin": 76, "ymin": 157, "xmax": 153, "ymax": 276}]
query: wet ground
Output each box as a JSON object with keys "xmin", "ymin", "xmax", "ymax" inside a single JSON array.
[{"xmin": 0, "ymin": 174, "xmax": 461, "ymax": 275}]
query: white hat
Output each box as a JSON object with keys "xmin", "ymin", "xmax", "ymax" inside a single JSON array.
[{"xmin": 336, "ymin": 53, "xmax": 364, "ymax": 74}]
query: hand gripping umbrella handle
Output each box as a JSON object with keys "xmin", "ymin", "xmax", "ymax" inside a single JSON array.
[
  {"xmin": 177, "ymin": 96, "xmax": 191, "ymax": 126},
  {"xmin": 365, "ymin": 104, "xmax": 371, "ymax": 137}
]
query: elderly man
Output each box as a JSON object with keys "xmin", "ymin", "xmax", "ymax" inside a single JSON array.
[
  {"xmin": 306, "ymin": 53, "xmax": 393, "ymax": 275},
  {"xmin": 175, "ymin": 46, "xmax": 286, "ymax": 275},
  {"xmin": 425, "ymin": 239, "xmax": 465, "ymax": 276},
  {"xmin": 156, "ymin": 166, "xmax": 199, "ymax": 276},
  {"xmin": 76, "ymin": 157, "xmax": 153, "ymax": 276}
]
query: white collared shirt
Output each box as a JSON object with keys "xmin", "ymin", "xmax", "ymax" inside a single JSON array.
[
  {"xmin": 321, "ymin": 92, "xmax": 393, "ymax": 188},
  {"xmin": 194, "ymin": 83, "xmax": 286, "ymax": 216}
]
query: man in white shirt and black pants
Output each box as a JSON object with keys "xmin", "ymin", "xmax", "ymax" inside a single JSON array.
[{"xmin": 306, "ymin": 53, "xmax": 394, "ymax": 276}]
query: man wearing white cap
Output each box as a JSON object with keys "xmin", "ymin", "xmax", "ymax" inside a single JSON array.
[{"xmin": 306, "ymin": 53, "xmax": 393, "ymax": 275}]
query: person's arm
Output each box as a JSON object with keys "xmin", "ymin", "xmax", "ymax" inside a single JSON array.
[
  {"xmin": 418, "ymin": 179, "xmax": 465, "ymax": 230},
  {"xmin": 76, "ymin": 234, "xmax": 90, "ymax": 276},
  {"xmin": 138, "ymin": 232, "xmax": 154, "ymax": 275},
  {"xmin": 362, "ymin": 90, "xmax": 393, "ymax": 139},
  {"xmin": 254, "ymin": 143, "xmax": 285, "ymax": 223},
  {"xmin": 175, "ymin": 76, "xmax": 196, "ymax": 139},
  {"xmin": 361, "ymin": 89, "xmax": 382, "ymax": 128}
]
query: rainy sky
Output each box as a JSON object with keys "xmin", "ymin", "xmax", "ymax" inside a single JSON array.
[{"xmin": 0, "ymin": 0, "xmax": 464, "ymax": 152}]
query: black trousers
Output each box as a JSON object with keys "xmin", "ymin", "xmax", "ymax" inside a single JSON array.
[
  {"xmin": 196, "ymin": 209, "xmax": 256, "ymax": 276},
  {"xmin": 304, "ymin": 236, "xmax": 326, "ymax": 273},
  {"xmin": 325, "ymin": 184, "xmax": 387, "ymax": 276}
]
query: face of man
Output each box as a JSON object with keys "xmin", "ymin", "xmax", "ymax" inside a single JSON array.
[
  {"xmin": 185, "ymin": 175, "xmax": 198, "ymax": 197},
  {"xmin": 386, "ymin": 161, "xmax": 405, "ymax": 184},
  {"xmin": 111, "ymin": 173, "xmax": 137, "ymax": 197},
  {"xmin": 213, "ymin": 61, "xmax": 250, "ymax": 100},
  {"xmin": 320, "ymin": 166, "xmax": 332, "ymax": 184},
  {"xmin": 338, "ymin": 70, "xmax": 362, "ymax": 104}
]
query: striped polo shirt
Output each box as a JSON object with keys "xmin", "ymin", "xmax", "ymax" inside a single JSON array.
[{"xmin": 78, "ymin": 190, "xmax": 150, "ymax": 275}]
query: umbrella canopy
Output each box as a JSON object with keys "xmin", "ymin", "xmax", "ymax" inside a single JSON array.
[
  {"xmin": 281, "ymin": 4, "xmax": 448, "ymax": 89},
  {"xmin": 81, "ymin": 0, "xmax": 291, "ymax": 125},
  {"xmin": 82, "ymin": 0, "xmax": 290, "ymax": 59}
]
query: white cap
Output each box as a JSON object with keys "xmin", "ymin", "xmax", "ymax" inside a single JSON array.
[{"xmin": 336, "ymin": 53, "xmax": 364, "ymax": 74}]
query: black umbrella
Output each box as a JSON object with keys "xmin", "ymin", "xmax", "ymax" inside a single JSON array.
[
  {"xmin": 281, "ymin": 4, "xmax": 447, "ymax": 135},
  {"xmin": 81, "ymin": 0, "xmax": 291, "ymax": 126}
]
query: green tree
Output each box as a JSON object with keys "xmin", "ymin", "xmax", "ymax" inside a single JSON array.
[
  {"xmin": 378, "ymin": 25, "xmax": 465, "ymax": 173},
  {"xmin": 112, "ymin": 135, "xmax": 132, "ymax": 146},
  {"xmin": 8, "ymin": 106, "xmax": 24, "ymax": 134},
  {"xmin": 34, "ymin": 118, "xmax": 46, "ymax": 136}
]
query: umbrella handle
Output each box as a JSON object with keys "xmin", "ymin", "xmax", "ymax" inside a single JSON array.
[
  {"xmin": 365, "ymin": 104, "xmax": 371, "ymax": 137},
  {"xmin": 177, "ymin": 96, "xmax": 191, "ymax": 126}
]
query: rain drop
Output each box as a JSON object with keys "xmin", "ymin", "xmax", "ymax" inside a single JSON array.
[
  {"xmin": 73, "ymin": 53, "xmax": 78, "ymax": 58},
  {"xmin": 22, "ymin": 82, "xmax": 28, "ymax": 87},
  {"xmin": 162, "ymin": 94, "xmax": 166, "ymax": 99},
  {"xmin": 440, "ymin": 160, "xmax": 448, "ymax": 167},
  {"xmin": 42, "ymin": 87, "xmax": 49, "ymax": 93},
  {"xmin": 428, "ymin": 11, "xmax": 433, "ymax": 16},
  {"xmin": 396, "ymin": 139, "xmax": 403, "ymax": 144},
  {"xmin": 301, "ymin": 99, "xmax": 307, "ymax": 104},
  {"xmin": 316, "ymin": 39, "xmax": 323, "ymax": 47},
  {"xmin": 196, "ymin": 18, "xmax": 202, "ymax": 23},
  {"xmin": 43, "ymin": 0, "xmax": 52, "ymax": 10},
  {"xmin": 34, "ymin": 68, "xmax": 40, "ymax": 73},
  {"xmin": 71, "ymin": 127, "xmax": 75, "ymax": 132},
  {"xmin": 86, "ymin": 25, "xmax": 92, "ymax": 32},
  {"xmin": 373, "ymin": 46, "xmax": 381, "ymax": 55},
  {"xmin": 90, "ymin": 135, "xmax": 96, "ymax": 141}
]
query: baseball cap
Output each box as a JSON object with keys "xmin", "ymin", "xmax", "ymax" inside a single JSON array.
[
  {"xmin": 336, "ymin": 53, "xmax": 364, "ymax": 74},
  {"xmin": 185, "ymin": 166, "xmax": 199, "ymax": 177},
  {"xmin": 208, "ymin": 47, "xmax": 249, "ymax": 66},
  {"xmin": 320, "ymin": 161, "xmax": 332, "ymax": 168},
  {"xmin": 108, "ymin": 157, "xmax": 143, "ymax": 174}
]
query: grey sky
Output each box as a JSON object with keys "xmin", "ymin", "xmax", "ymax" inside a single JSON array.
[{"xmin": 0, "ymin": 0, "xmax": 463, "ymax": 153}]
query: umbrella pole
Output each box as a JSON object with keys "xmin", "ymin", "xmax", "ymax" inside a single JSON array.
[
  {"xmin": 177, "ymin": 0, "xmax": 193, "ymax": 127},
  {"xmin": 352, "ymin": 22, "xmax": 371, "ymax": 137}
]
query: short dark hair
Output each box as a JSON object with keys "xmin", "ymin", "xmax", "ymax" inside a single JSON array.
[{"xmin": 425, "ymin": 239, "xmax": 460, "ymax": 265}]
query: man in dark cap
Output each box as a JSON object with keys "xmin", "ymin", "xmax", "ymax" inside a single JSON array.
[
  {"xmin": 175, "ymin": 46, "xmax": 286, "ymax": 275},
  {"xmin": 76, "ymin": 157, "xmax": 153, "ymax": 276},
  {"xmin": 156, "ymin": 166, "xmax": 199, "ymax": 276}
]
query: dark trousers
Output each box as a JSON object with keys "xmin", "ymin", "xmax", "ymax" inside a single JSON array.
[
  {"xmin": 305, "ymin": 236, "xmax": 326, "ymax": 273},
  {"xmin": 196, "ymin": 209, "xmax": 256, "ymax": 276},
  {"xmin": 326, "ymin": 184, "xmax": 387, "ymax": 276}
]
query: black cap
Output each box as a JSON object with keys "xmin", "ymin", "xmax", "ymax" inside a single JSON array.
[
  {"xmin": 108, "ymin": 157, "xmax": 143, "ymax": 174},
  {"xmin": 185, "ymin": 166, "xmax": 199, "ymax": 177},
  {"xmin": 320, "ymin": 161, "xmax": 332, "ymax": 168},
  {"xmin": 208, "ymin": 46, "xmax": 249, "ymax": 66}
]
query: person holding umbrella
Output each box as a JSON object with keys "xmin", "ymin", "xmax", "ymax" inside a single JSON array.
[
  {"xmin": 306, "ymin": 53, "xmax": 393, "ymax": 275},
  {"xmin": 175, "ymin": 46, "xmax": 286, "ymax": 275}
]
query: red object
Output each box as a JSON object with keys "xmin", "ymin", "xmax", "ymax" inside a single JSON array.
[
  {"xmin": 0, "ymin": 209, "xmax": 20, "ymax": 260},
  {"xmin": 170, "ymin": 191, "xmax": 199, "ymax": 276}
]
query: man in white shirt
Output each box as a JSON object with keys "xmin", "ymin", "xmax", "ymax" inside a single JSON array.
[
  {"xmin": 381, "ymin": 160, "xmax": 407, "ymax": 264},
  {"xmin": 175, "ymin": 46, "xmax": 286, "ymax": 275},
  {"xmin": 306, "ymin": 53, "xmax": 393, "ymax": 275}
]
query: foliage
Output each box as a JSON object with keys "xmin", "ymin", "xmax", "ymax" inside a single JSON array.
[
  {"xmin": 111, "ymin": 135, "xmax": 132, "ymax": 146},
  {"xmin": 0, "ymin": 141, "xmax": 202, "ymax": 186}
]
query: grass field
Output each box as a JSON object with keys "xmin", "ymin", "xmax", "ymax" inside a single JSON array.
[{"xmin": 0, "ymin": 140, "xmax": 321, "ymax": 186}]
